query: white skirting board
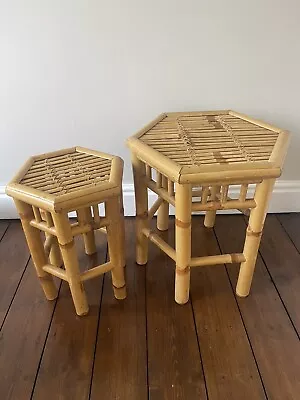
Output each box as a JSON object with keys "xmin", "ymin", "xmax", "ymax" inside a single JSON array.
[{"xmin": 1, "ymin": 181, "xmax": 300, "ymax": 219}]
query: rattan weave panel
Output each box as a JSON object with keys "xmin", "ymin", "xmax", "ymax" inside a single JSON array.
[
  {"xmin": 140, "ymin": 113, "xmax": 279, "ymax": 166},
  {"xmin": 20, "ymin": 150, "xmax": 112, "ymax": 195}
]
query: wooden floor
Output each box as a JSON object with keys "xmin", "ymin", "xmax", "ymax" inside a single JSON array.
[{"xmin": 1, "ymin": 214, "xmax": 300, "ymax": 400}]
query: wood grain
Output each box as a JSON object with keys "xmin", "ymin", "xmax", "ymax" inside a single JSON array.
[
  {"xmin": 0, "ymin": 221, "xmax": 30, "ymax": 327},
  {"xmin": 146, "ymin": 219, "xmax": 207, "ymax": 400},
  {"xmin": 1, "ymin": 216, "xmax": 300, "ymax": 400},
  {"xmin": 90, "ymin": 219, "xmax": 147, "ymax": 400},
  {"xmin": 32, "ymin": 232, "xmax": 106, "ymax": 400},
  {"xmin": 277, "ymin": 213, "xmax": 300, "ymax": 251},
  {"xmin": 214, "ymin": 214, "xmax": 300, "ymax": 399},
  {"xmin": 259, "ymin": 215, "xmax": 300, "ymax": 334},
  {"xmin": 190, "ymin": 217, "xmax": 265, "ymax": 400},
  {"xmin": 0, "ymin": 221, "xmax": 9, "ymax": 241},
  {"xmin": 0, "ymin": 259, "xmax": 58, "ymax": 400}
]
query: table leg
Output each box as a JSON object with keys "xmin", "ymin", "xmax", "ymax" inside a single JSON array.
[
  {"xmin": 236, "ymin": 179, "xmax": 275, "ymax": 297},
  {"xmin": 175, "ymin": 183, "xmax": 192, "ymax": 304},
  {"xmin": 14, "ymin": 200, "xmax": 58, "ymax": 300},
  {"xmin": 131, "ymin": 154, "xmax": 149, "ymax": 265},
  {"xmin": 52, "ymin": 212, "xmax": 89, "ymax": 316},
  {"xmin": 106, "ymin": 196, "xmax": 126, "ymax": 299}
]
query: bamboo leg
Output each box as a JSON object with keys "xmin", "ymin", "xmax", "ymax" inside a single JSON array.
[
  {"xmin": 236, "ymin": 179, "xmax": 275, "ymax": 297},
  {"xmin": 77, "ymin": 207, "xmax": 96, "ymax": 255},
  {"xmin": 131, "ymin": 154, "xmax": 149, "ymax": 265},
  {"xmin": 49, "ymin": 236, "xmax": 63, "ymax": 267},
  {"xmin": 175, "ymin": 183, "xmax": 192, "ymax": 304},
  {"xmin": 204, "ymin": 186, "xmax": 220, "ymax": 228},
  {"xmin": 105, "ymin": 196, "xmax": 126, "ymax": 299},
  {"xmin": 43, "ymin": 211, "xmax": 62, "ymax": 267},
  {"xmin": 119, "ymin": 188, "xmax": 126, "ymax": 267},
  {"xmin": 52, "ymin": 212, "xmax": 89, "ymax": 316},
  {"xmin": 14, "ymin": 200, "xmax": 58, "ymax": 300},
  {"xmin": 157, "ymin": 175, "xmax": 169, "ymax": 231}
]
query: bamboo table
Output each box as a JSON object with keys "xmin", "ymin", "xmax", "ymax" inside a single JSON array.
[
  {"xmin": 6, "ymin": 147, "xmax": 126, "ymax": 316},
  {"xmin": 127, "ymin": 110, "xmax": 290, "ymax": 304}
]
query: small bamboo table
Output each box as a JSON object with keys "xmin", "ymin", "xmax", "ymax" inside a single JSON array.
[
  {"xmin": 127, "ymin": 110, "xmax": 290, "ymax": 304},
  {"xmin": 6, "ymin": 147, "xmax": 126, "ymax": 316}
]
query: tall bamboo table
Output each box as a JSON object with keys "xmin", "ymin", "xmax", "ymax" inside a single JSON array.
[
  {"xmin": 6, "ymin": 147, "xmax": 126, "ymax": 316},
  {"xmin": 127, "ymin": 110, "xmax": 290, "ymax": 304}
]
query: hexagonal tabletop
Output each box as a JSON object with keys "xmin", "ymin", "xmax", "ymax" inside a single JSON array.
[
  {"xmin": 127, "ymin": 110, "xmax": 290, "ymax": 183},
  {"xmin": 6, "ymin": 147, "xmax": 123, "ymax": 211}
]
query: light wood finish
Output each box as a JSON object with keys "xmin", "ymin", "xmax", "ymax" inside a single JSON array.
[
  {"xmin": 204, "ymin": 185, "xmax": 220, "ymax": 227},
  {"xmin": 52, "ymin": 212, "xmax": 89, "ymax": 316},
  {"xmin": 105, "ymin": 197, "xmax": 126, "ymax": 299},
  {"xmin": 77, "ymin": 207, "xmax": 96, "ymax": 255},
  {"xmin": 42, "ymin": 210, "xmax": 62, "ymax": 268},
  {"xmin": 6, "ymin": 147, "xmax": 126, "ymax": 316},
  {"xmin": 190, "ymin": 253, "xmax": 245, "ymax": 267},
  {"xmin": 157, "ymin": 175, "xmax": 169, "ymax": 231},
  {"xmin": 132, "ymin": 153, "xmax": 149, "ymax": 265},
  {"xmin": 5, "ymin": 147, "xmax": 123, "ymax": 212},
  {"xmin": 127, "ymin": 110, "xmax": 290, "ymax": 304},
  {"xmin": 127, "ymin": 110, "xmax": 289, "ymax": 184},
  {"xmin": 14, "ymin": 200, "xmax": 58, "ymax": 300},
  {"xmin": 175, "ymin": 183, "xmax": 192, "ymax": 304},
  {"xmin": 4, "ymin": 217, "xmax": 300, "ymax": 399},
  {"xmin": 148, "ymin": 197, "xmax": 163, "ymax": 220},
  {"xmin": 236, "ymin": 179, "xmax": 275, "ymax": 297},
  {"xmin": 142, "ymin": 227, "xmax": 176, "ymax": 261}
]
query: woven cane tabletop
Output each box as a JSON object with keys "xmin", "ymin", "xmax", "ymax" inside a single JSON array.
[
  {"xmin": 6, "ymin": 147, "xmax": 123, "ymax": 211},
  {"xmin": 127, "ymin": 110, "xmax": 290, "ymax": 183}
]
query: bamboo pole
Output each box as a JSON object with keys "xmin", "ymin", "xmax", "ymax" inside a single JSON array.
[
  {"xmin": 105, "ymin": 197, "xmax": 126, "ymax": 299},
  {"xmin": 179, "ymin": 167, "xmax": 281, "ymax": 184},
  {"xmin": 30, "ymin": 220, "xmax": 56, "ymax": 235},
  {"xmin": 92, "ymin": 204, "xmax": 100, "ymax": 224},
  {"xmin": 44, "ymin": 211, "xmax": 62, "ymax": 267},
  {"xmin": 146, "ymin": 164, "xmax": 152, "ymax": 179},
  {"xmin": 190, "ymin": 253, "xmax": 245, "ymax": 267},
  {"xmin": 239, "ymin": 184, "xmax": 248, "ymax": 202},
  {"xmin": 220, "ymin": 185, "xmax": 229, "ymax": 203},
  {"xmin": 236, "ymin": 179, "xmax": 275, "ymax": 297},
  {"xmin": 142, "ymin": 227, "xmax": 176, "ymax": 261},
  {"xmin": 44, "ymin": 235, "xmax": 54, "ymax": 257},
  {"xmin": 147, "ymin": 180, "xmax": 175, "ymax": 206},
  {"xmin": 192, "ymin": 198, "xmax": 256, "ymax": 212},
  {"xmin": 14, "ymin": 200, "xmax": 58, "ymax": 300},
  {"xmin": 157, "ymin": 175, "xmax": 169, "ymax": 231},
  {"xmin": 43, "ymin": 264, "xmax": 68, "ymax": 281},
  {"xmin": 131, "ymin": 154, "xmax": 149, "ymax": 265},
  {"xmin": 77, "ymin": 207, "xmax": 96, "ymax": 255},
  {"xmin": 80, "ymin": 261, "xmax": 113, "ymax": 282},
  {"xmin": 204, "ymin": 186, "xmax": 220, "ymax": 228},
  {"xmin": 175, "ymin": 183, "xmax": 192, "ymax": 304},
  {"xmin": 168, "ymin": 179, "xmax": 175, "ymax": 197},
  {"xmin": 156, "ymin": 171, "xmax": 162, "ymax": 188},
  {"xmin": 32, "ymin": 206, "xmax": 42, "ymax": 222},
  {"xmin": 148, "ymin": 197, "xmax": 163, "ymax": 220},
  {"xmin": 52, "ymin": 212, "xmax": 89, "ymax": 316}
]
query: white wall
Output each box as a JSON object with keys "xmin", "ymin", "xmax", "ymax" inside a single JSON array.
[{"xmin": 1, "ymin": 0, "xmax": 299, "ymax": 187}]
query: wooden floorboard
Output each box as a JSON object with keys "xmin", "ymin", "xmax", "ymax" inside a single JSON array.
[
  {"xmin": 259, "ymin": 215, "xmax": 300, "ymax": 336},
  {"xmin": 146, "ymin": 219, "xmax": 207, "ymax": 400},
  {"xmin": 277, "ymin": 213, "xmax": 300, "ymax": 251},
  {"xmin": 32, "ymin": 233, "xmax": 107, "ymax": 400},
  {"xmin": 90, "ymin": 219, "xmax": 148, "ymax": 400},
  {"xmin": 0, "ymin": 259, "xmax": 58, "ymax": 400},
  {"xmin": 191, "ymin": 219, "xmax": 265, "ymax": 400},
  {"xmin": 214, "ymin": 214, "xmax": 300, "ymax": 400},
  {"xmin": 0, "ymin": 221, "xmax": 30, "ymax": 328},
  {"xmin": 0, "ymin": 215, "xmax": 300, "ymax": 400},
  {"xmin": 0, "ymin": 220, "xmax": 9, "ymax": 241}
]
